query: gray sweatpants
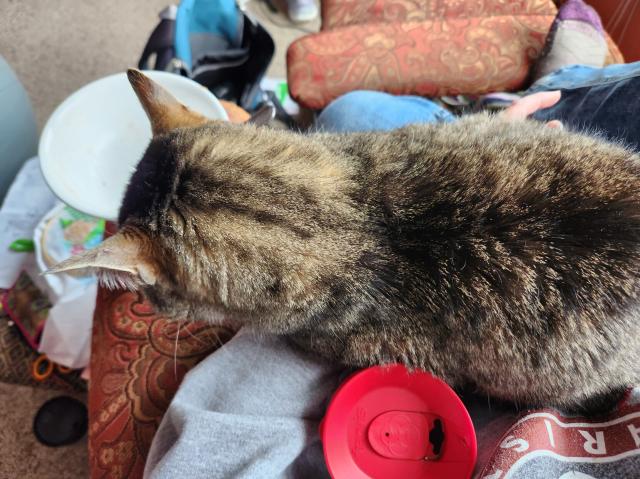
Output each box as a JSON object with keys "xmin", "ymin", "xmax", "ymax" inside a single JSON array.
[
  {"xmin": 144, "ymin": 329, "xmax": 343, "ymax": 479},
  {"xmin": 143, "ymin": 329, "xmax": 511, "ymax": 479}
]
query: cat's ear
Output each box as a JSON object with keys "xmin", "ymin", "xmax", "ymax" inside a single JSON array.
[
  {"xmin": 45, "ymin": 233, "xmax": 157, "ymax": 290},
  {"xmin": 127, "ymin": 68, "xmax": 208, "ymax": 136}
]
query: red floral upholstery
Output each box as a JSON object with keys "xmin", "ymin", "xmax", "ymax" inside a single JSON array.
[
  {"xmin": 288, "ymin": 12, "xmax": 555, "ymax": 110},
  {"xmin": 288, "ymin": 0, "xmax": 626, "ymax": 110},
  {"xmin": 88, "ymin": 288, "xmax": 235, "ymax": 478}
]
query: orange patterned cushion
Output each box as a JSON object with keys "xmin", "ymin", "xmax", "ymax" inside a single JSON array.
[
  {"xmin": 321, "ymin": 0, "xmax": 556, "ymax": 30},
  {"xmin": 287, "ymin": 14, "xmax": 555, "ymax": 110},
  {"xmin": 88, "ymin": 288, "xmax": 235, "ymax": 478}
]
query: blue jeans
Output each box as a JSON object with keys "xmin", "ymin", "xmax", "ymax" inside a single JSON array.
[
  {"xmin": 316, "ymin": 62, "xmax": 640, "ymax": 150},
  {"xmin": 315, "ymin": 92, "xmax": 456, "ymax": 132}
]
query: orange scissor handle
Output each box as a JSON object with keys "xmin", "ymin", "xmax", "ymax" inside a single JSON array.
[{"xmin": 32, "ymin": 354, "xmax": 54, "ymax": 381}]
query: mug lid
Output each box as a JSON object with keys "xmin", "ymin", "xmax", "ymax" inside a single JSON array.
[{"xmin": 320, "ymin": 364, "xmax": 476, "ymax": 479}]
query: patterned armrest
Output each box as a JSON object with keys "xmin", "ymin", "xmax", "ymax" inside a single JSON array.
[
  {"xmin": 88, "ymin": 288, "xmax": 235, "ymax": 478},
  {"xmin": 288, "ymin": 13, "xmax": 555, "ymax": 110},
  {"xmin": 291, "ymin": 0, "xmax": 625, "ymax": 110}
]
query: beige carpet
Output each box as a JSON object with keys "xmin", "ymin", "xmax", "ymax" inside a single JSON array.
[
  {"xmin": 0, "ymin": 0, "xmax": 316, "ymax": 477},
  {"xmin": 0, "ymin": 383, "xmax": 88, "ymax": 478},
  {"xmin": 1, "ymin": 0, "xmax": 318, "ymax": 128}
]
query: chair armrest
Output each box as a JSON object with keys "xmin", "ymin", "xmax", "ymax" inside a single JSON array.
[
  {"xmin": 288, "ymin": 14, "xmax": 554, "ymax": 110},
  {"xmin": 88, "ymin": 288, "xmax": 234, "ymax": 478}
]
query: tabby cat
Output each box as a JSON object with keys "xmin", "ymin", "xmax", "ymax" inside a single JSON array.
[{"xmin": 51, "ymin": 70, "xmax": 640, "ymax": 412}]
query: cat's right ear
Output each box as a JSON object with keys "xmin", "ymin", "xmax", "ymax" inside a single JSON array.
[
  {"xmin": 127, "ymin": 69, "xmax": 209, "ymax": 136},
  {"xmin": 45, "ymin": 232, "xmax": 158, "ymax": 290}
]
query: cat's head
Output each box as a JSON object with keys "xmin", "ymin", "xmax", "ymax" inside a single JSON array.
[{"xmin": 47, "ymin": 70, "xmax": 361, "ymax": 328}]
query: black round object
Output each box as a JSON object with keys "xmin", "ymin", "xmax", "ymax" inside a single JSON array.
[{"xmin": 33, "ymin": 396, "xmax": 88, "ymax": 447}]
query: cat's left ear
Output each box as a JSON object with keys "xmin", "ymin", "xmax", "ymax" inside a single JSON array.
[
  {"xmin": 127, "ymin": 68, "xmax": 208, "ymax": 136},
  {"xmin": 45, "ymin": 233, "xmax": 157, "ymax": 290}
]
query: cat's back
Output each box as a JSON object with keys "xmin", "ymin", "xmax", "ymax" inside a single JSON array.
[
  {"xmin": 371, "ymin": 114, "xmax": 640, "ymax": 240},
  {"xmin": 307, "ymin": 116, "xmax": 640, "ymax": 403},
  {"xmin": 357, "ymin": 114, "xmax": 640, "ymax": 342},
  {"xmin": 371, "ymin": 114, "xmax": 640, "ymax": 209}
]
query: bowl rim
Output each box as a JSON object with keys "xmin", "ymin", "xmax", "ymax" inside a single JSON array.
[{"xmin": 38, "ymin": 70, "xmax": 229, "ymax": 220}]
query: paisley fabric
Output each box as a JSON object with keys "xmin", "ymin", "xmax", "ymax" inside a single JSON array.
[
  {"xmin": 321, "ymin": 0, "xmax": 556, "ymax": 30},
  {"xmin": 88, "ymin": 288, "xmax": 235, "ymax": 479},
  {"xmin": 288, "ymin": 14, "xmax": 555, "ymax": 110}
]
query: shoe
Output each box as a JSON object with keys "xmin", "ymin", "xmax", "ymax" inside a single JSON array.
[{"xmin": 287, "ymin": 0, "xmax": 318, "ymax": 23}]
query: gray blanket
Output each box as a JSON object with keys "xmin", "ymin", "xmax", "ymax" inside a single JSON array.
[{"xmin": 144, "ymin": 330, "xmax": 340, "ymax": 478}]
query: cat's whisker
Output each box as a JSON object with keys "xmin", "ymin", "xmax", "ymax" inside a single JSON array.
[
  {"xmin": 183, "ymin": 325, "xmax": 209, "ymax": 346},
  {"xmin": 173, "ymin": 318, "xmax": 183, "ymax": 380},
  {"xmin": 209, "ymin": 329, "xmax": 228, "ymax": 349}
]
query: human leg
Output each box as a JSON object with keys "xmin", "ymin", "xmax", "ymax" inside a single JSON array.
[{"xmin": 314, "ymin": 90, "xmax": 454, "ymax": 133}]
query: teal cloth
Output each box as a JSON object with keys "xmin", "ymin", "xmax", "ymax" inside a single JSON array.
[
  {"xmin": 0, "ymin": 57, "xmax": 38, "ymax": 203},
  {"xmin": 175, "ymin": 0, "xmax": 240, "ymax": 68}
]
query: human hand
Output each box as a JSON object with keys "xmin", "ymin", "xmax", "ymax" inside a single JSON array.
[{"xmin": 502, "ymin": 91, "xmax": 563, "ymax": 129}]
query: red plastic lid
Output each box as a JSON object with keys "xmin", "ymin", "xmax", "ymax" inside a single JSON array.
[{"xmin": 320, "ymin": 365, "xmax": 477, "ymax": 479}]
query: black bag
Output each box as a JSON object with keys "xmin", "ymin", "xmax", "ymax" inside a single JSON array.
[{"xmin": 138, "ymin": 3, "xmax": 274, "ymax": 112}]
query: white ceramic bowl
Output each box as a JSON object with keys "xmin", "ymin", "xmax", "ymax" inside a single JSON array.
[{"xmin": 39, "ymin": 71, "xmax": 228, "ymax": 221}]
